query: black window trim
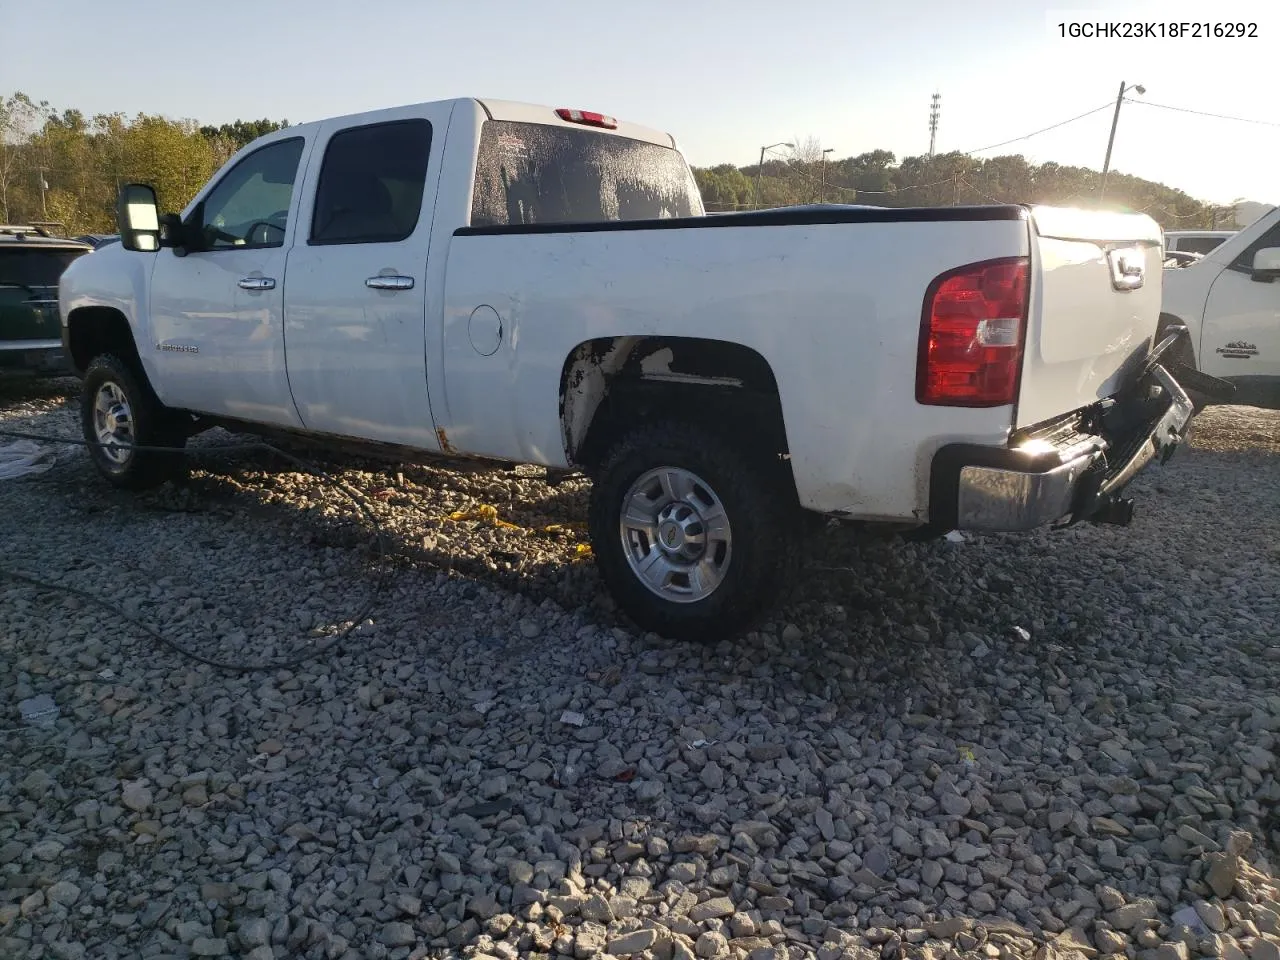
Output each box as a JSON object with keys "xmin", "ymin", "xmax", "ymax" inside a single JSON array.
[
  {"xmin": 307, "ymin": 118, "xmax": 434, "ymax": 247},
  {"xmin": 184, "ymin": 135, "xmax": 307, "ymax": 254},
  {"xmin": 1227, "ymin": 221, "xmax": 1280, "ymax": 275}
]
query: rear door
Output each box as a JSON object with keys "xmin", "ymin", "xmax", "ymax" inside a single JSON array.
[
  {"xmin": 1014, "ymin": 207, "xmax": 1165, "ymax": 428},
  {"xmin": 283, "ymin": 105, "xmax": 450, "ymax": 449},
  {"xmin": 0, "ymin": 243, "xmax": 88, "ymax": 348}
]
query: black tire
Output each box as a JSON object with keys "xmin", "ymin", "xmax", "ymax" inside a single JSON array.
[
  {"xmin": 81, "ymin": 353, "xmax": 186, "ymax": 490},
  {"xmin": 588, "ymin": 420, "xmax": 799, "ymax": 642}
]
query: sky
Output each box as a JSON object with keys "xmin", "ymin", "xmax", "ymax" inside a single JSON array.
[{"xmin": 3, "ymin": 0, "xmax": 1276, "ymax": 206}]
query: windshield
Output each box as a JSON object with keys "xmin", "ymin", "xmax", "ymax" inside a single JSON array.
[
  {"xmin": 0, "ymin": 248, "xmax": 88, "ymax": 288},
  {"xmin": 470, "ymin": 120, "xmax": 704, "ymax": 227}
]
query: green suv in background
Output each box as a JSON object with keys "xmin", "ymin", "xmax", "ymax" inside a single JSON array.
[{"xmin": 0, "ymin": 225, "xmax": 93, "ymax": 376}]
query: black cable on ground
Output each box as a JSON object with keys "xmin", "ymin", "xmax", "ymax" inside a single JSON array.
[{"xmin": 0, "ymin": 426, "xmax": 391, "ymax": 674}]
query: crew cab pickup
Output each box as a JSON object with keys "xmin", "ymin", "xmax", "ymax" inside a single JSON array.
[
  {"xmin": 58, "ymin": 97, "xmax": 1194, "ymax": 640},
  {"xmin": 1160, "ymin": 205, "xmax": 1280, "ymax": 409}
]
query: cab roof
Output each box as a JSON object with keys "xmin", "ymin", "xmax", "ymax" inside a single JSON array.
[{"xmin": 266, "ymin": 98, "xmax": 679, "ymax": 150}]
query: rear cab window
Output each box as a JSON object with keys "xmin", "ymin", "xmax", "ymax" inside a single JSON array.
[{"xmin": 469, "ymin": 121, "xmax": 704, "ymax": 227}]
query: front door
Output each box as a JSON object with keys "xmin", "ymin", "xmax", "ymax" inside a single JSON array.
[
  {"xmin": 1200, "ymin": 219, "xmax": 1280, "ymax": 406},
  {"xmin": 148, "ymin": 135, "xmax": 308, "ymax": 426},
  {"xmin": 283, "ymin": 107, "xmax": 448, "ymax": 449}
]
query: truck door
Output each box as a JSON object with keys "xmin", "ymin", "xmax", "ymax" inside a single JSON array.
[
  {"xmin": 1200, "ymin": 218, "xmax": 1280, "ymax": 406},
  {"xmin": 147, "ymin": 135, "xmax": 308, "ymax": 425},
  {"xmin": 283, "ymin": 104, "xmax": 450, "ymax": 448}
]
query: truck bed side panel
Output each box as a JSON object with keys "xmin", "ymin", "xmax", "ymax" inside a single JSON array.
[{"xmin": 440, "ymin": 216, "xmax": 1032, "ymax": 520}]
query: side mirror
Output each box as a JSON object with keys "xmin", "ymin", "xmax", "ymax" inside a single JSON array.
[
  {"xmin": 115, "ymin": 184, "xmax": 161, "ymax": 252},
  {"xmin": 1251, "ymin": 247, "xmax": 1280, "ymax": 283}
]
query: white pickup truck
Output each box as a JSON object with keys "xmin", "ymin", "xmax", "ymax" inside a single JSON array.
[
  {"xmin": 1161, "ymin": 205, "xmax": 1280, "ymax": 409},
  {"xmin": 59, "ymin": 97, "xmax": 1196, "ymax": 640}
]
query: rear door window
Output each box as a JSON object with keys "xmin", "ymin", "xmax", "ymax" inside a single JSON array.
[
  {"xmin": 470, "ymin": 120, "xmax": 704, "ymax": 227},
  {"xmin": 0, "ymin": 248, "xmax": 88, "ymax": 288},
  {"xmin": 310, "ymin": 120, "xmax": 433, "ymax": 245}
]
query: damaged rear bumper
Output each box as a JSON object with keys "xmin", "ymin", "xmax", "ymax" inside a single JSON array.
[{"xmin": 929, "ymin": 339, "xmax": 1207, "ymax": 532}]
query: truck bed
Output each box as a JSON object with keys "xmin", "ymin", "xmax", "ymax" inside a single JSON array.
[{"xmin": 444, "ymin": 202, "xmax": 1163, "ymax": 522}]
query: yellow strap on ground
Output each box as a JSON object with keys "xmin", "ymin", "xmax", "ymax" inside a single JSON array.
[
  {"xmin": 446, "ymin": 504, "xmax": 520, "ymax": 529},
  {"xmin": 445, "ymin": 505, "xmax": 592, "ymax": 560}
]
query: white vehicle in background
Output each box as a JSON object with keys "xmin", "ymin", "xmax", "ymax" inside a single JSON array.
[
  {"xmin": 1160, "ymin": 206, "xmax": 1280, "ymax": 409},
  {"xmin": 58, "ymin": 97, "xmax": 1197, "ymax": 640},
  {"xmin": 1163, "ymin": 230, "xmax": 1235, "ymax": 257}
]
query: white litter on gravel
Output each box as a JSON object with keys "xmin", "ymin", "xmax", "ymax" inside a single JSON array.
[{"xmin": 0, "ymin": 439, "xmax": 58, "ymax": 479}]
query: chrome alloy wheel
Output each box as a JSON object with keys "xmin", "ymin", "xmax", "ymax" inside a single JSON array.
[
  {"xmin": 619, "ymin": 466, "xmax": 732, "ymax": 603},
  {"xmin": 93, "ymin": 381, "xmax": 134, "ymax": 466}
]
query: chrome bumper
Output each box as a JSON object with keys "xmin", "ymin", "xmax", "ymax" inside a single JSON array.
[
  {"xmin": 932, "ymin": 363, "xmax": 1195, "ymax": 532},
  {"xmin": 956, "ymin": 448, "xmax": 1102, "ymax": 532}
]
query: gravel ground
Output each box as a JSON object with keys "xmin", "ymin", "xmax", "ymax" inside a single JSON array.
[{"xmin": 2, "ymin": 377, "xmax": 1278, "ymax": 960}]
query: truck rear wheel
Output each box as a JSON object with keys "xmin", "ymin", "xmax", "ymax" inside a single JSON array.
[
  {"xmin": 81, "ymin": 354, "xmax": 186, "ymax": 490},
  {"xmin": 588, "ymin": 421, "xmax": 798, "ymax": 642}
]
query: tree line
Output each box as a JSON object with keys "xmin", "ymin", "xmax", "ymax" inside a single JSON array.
[
  {"xmin": 694, "ymin": 141, "xmax": 1227, "ymax": 229},
  {"xmin": 1, "ymin": 91, "xmax": 1226, "ymax": 234},
  {"xmin": 0, "ymin": 92, "xmax": 287, "ymax": 234}
]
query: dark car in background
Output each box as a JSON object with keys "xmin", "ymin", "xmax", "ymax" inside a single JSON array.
[{"xmin": 0, "ymin": 226, "xmax": 93, "ymax": 376}]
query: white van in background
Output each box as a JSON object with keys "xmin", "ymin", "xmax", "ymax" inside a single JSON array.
[{"xmin": 1163, "ymin": 230, "xmax": 1236, "ymax": 256}]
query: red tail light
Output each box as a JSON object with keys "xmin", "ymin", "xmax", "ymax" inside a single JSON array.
[
  {"xmin": 916, "ymin": 257, "xmax": 1030, "ymax": 407},
  {"xmin": 555, "ymin": 108, "xmax": 618, "ymax": 130}
]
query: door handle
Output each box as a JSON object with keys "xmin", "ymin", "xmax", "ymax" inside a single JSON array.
[
  {"xmin": 238, "ymin": 277, "xmax": 276, "ymax": 291},
  {"xmin": 366, "ymin": 275, "xmax": 415, "ymax": 291}
]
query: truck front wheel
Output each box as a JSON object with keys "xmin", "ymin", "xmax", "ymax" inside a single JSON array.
[
  {"xmin": 81, "ymin": 354, "xmax": 186, "ymax": 490},
  {"xmin": 588, "ymin": 421, "xmax": 798, "ymax": 642}
]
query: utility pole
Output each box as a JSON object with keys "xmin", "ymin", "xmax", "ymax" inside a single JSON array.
[
  {"xmin": 36, "ymin": 167, "xmax": 48, "ymax": 220},
  {"xmin": 821, "ymin": 148, "xmax": 833, "ymax": 202},
  {"xmin": 755, "ymin": 142, "xmax": 793, "ymax": 209},
  {"xmin": 1100, "ymin": 80, "xmax": 1145, "ymax": 202},
  {"xmin": 928, "ymin": 92, "xmax": 941, "ymax": 158},
  {"xmin": 755, "ymin": 147, "xmax": 767, "ymax": 209}
]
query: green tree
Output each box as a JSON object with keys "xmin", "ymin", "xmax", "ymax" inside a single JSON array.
[
  {"xmin": 0, "ymin": 92, "xmax": 49, "ymax": 222},
  {"xmin": 120, "ymin": 114, "xmax": 217, "ymax": 217},
  {"xmin": 200, "ymin": 118, "xmax": 289, "ymax": 167},
  {"xmin": 694, "ymin": 164, "xmax": 755, "ymax": 211}
]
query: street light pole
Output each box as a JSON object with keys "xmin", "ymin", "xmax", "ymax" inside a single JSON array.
[
  {"xmin": 755, "ymin": 142, "xmax": 794, "ymax": 208},
  {"xmin": 1100, "ymin": 80, "xmax": 1145, "ymax": 202}
]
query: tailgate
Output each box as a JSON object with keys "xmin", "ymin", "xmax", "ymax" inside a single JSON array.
[{"xmin": 1014, "ymin": 206, "xmax": 1164, "ymax": 429}]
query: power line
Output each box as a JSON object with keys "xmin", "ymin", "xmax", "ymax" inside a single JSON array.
[
  {"xmin": 1128, "ymin": 99, "xmax": 1280, "ymax": 128},
  {"xmin": 959, "ymin": 177, "xmax": 1007, "ymax": 205},
  {"xmin": 961, "ymin": 102, "xmax": 1116, "ymax": 155}
]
